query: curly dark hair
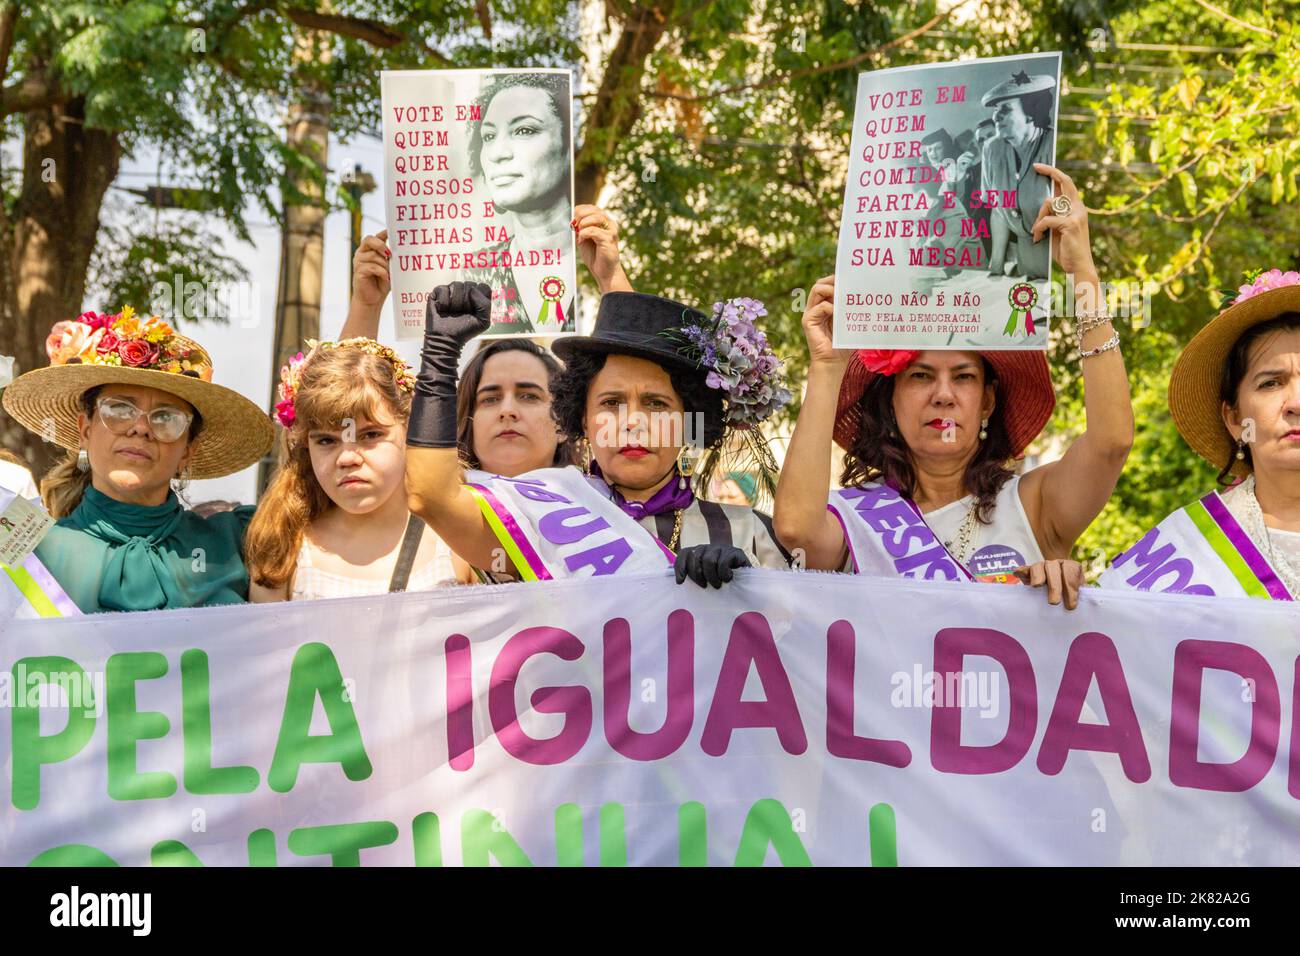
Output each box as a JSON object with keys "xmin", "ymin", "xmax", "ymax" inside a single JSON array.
[
  {"xmin": 551, "ymin": 350, "xmax": 726, "ymax": 458},
  {"xmin": 467, "ymin": 72, "xmax": 571, "ymax": 184},
  {"xmin": 456, "ymin": 338, "xmax": 577, "ymax": 469},
  {"xmin": 840, "ymin": 359, "xmax": 1016, "ymax": 524},
  {"xmin": 1216, "ymin": 311, "xmax": 1300, "ymax": 484}
]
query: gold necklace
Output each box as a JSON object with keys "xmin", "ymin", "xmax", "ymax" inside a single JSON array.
[{"xmin": 669, "ymin": 508, "xmax": 684, "ymax": 550}]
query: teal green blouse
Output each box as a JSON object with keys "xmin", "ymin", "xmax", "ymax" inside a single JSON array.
[{"xmin": 35, "ymin": 486, "xmax": 256, "ymax": 614}]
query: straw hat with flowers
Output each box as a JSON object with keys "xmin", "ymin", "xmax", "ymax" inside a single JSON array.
[
  {"xmin": 2, "ymin": 307, "xmax": 273, "ymax": 478},
  {"xmin": 1168, "ymin": 269, "xmax": 1300, "ymax": 479}
]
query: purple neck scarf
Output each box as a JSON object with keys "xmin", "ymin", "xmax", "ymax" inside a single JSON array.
[{"xmin": 590, "ymin": 461, "xmax": 695, "ymax": 520}]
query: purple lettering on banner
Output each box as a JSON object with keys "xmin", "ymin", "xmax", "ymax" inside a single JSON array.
[
  {"xmin": 1289, "ymin": 658, "xmax": 1300, "ymax": 801},
  {"xmin": 445, "ymin": 634, "xmax": 475, "ymax": 772},
  {"xmin": 1169, "ymin": 639, "xmax": 1280, "ymax": 792},
  {"xmin": 931, "ymin": 627, "xmax": 1037, "ymax": 774},
  {"xmin": 1114, "ymin": 528, "xmax": 1175, "ymax": 584},
  {"xmin": 1036, "ymin": 632, "xmax": 1151, "ymax": 782},
  {"xmin": 603, "ymin": 610, "xmax": 694, "ymax": 760},
  {"xmin": 538, "ymin": 506, "xmax": 610, "ymax": 545},
  {"xmin": 497, "ymin": 475, "xmax": 572, "ymax": 504},
  {"xmin": 565, "ymin": 538, "xmax": 632, "ymax": 576},
  {"xmin": 825, "ymin": 620, "xmax": 912, "ymax": 766},
  {"xmin": 701, "ymin": 612, "xmax": 808, "ymax": 757},
  {"xmin": 488, "ymin": 626, "xmax": 592, "ymax": 765},
  {"xmin": 882, "ymin": 524, "xmax": 933, "ymax": 560}
]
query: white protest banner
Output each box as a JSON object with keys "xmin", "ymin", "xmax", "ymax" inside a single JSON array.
[
  {"xmin": 381, "ymin": 69, "xmax": 578, "ymax": 341},
  {"xmin": 2, "ymin": 571, "xmax": 1297, "ymax": 866},
  {"xmin": 835, "ymin": 53, "xmax": 1062, "ymax": 351}
]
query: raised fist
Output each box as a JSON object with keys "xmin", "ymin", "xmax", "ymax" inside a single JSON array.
[{"xmin": 425, "ymin": 281, "xmax": 492, "ymax": 344}]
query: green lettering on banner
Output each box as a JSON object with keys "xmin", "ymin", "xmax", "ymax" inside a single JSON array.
[
  {"xmin": 107, "ymin": 652, "xmax": 177, "ymax": 801},
  {"xmin": 248, "ymin": 828, "xmax": 277, "ymax": 866},
  {"xmin": 181, "ymin": 649, "xmax": 258, "ymax": 794},
  {"xmin": 28, "ymin": 844, "xmax": 118, "ymax": 866},
  {"xmin": 600, "ymin": 802, "xmax": 627, "ymax": 867},
  {"xmin": 11, "ymin": 655, "xmax": 97, "ymax": 810},
  {"xmin": 269, "ymin": 643, "xmax": 372, "ymax": 792},
  {"xmin": 733, "ymin": 798, "xmax": 812, "ymax": 866},
  {"xmin": 288, "ymin": 821, "xmax": 399, "ymax": 866},
  {"xmin": 678, "ymin": 801, "xmax": 707, "ymax": 866},
  {"xmin": 869, "ymin": 802, "xmax": 898, "ymax": 867},
  {"xmin": 461, "ymin": 809, "xmax": 533, "ymax": 866},
  {"xmin": 152, "ymin": 840, "xmax": 203, "ymax": 866},
  {"xmin": 412, "ymin": 812, "xmax": 442, "ymax": 866},
  {"xmin": 554, "ymin": 802, "xmax": 583, "ymax": 866}
]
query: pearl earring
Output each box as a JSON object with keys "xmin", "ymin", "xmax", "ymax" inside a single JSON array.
[
  {"xmin": 979, "ymin": 418, "xmax": 989, "ymax": 441},
  {"xmin": 1235, "ymin": 439, "xmax": 1246, "ymax": 461}
]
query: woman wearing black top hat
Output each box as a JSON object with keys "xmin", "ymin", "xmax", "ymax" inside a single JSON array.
[{"xmin": 404, "ymin": 283, "xmax": 792, "ymax": 587}]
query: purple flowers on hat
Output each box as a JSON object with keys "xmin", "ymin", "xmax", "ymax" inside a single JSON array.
[{"xmin": 676, "ymin": 297, "xmax": 792, "ymax": 429}]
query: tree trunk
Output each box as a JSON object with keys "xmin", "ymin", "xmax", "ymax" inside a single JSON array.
[
  {"xmin": 258, "ymin": 38, "xmax": 332, "ymax": 494},
  {"xmin": 574, "ymin": 3, "xmax": 673, "ymax": 205},
  {"xmin": 0, "ymin": 92, "xmax": 121, "ymax": 477}
]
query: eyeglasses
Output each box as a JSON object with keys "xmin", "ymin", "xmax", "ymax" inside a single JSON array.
[{"xmin": 96, "ymin": 397, "xmax": 193, "ymax": 443}]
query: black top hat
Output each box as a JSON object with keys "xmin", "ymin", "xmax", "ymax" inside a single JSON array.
[{"xmin": 551, "ymin": 292, "xmax": 707, "ymax": 373}]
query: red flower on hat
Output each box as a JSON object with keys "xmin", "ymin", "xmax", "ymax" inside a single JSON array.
[
  {"xmin": 858, "ymin": 349, "xmax": 919, "ymax": 376},
  {"xmin": 118, "ymin": 339, "xmax": 160, "ymax": 367},
  {"xmin": 96, "ymin": 330, "xmax": 121, "ymax": 355}
]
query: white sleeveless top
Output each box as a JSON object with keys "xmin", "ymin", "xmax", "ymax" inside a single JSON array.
[
  {"xmin": 289, "ymin": 530, "xmax": 459, "ymax": 601},
  {"xmin": 924, "ymin": 475, "xmax": 1044, "ymax": 581},
  {"xmin": 837, "ymin": 476, "xmax": 1040, "ymax": 580}
]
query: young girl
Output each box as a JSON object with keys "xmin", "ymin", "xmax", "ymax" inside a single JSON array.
[{"xmin": 246, "ymin": 338, "xmax": 458, "ymax": 601}]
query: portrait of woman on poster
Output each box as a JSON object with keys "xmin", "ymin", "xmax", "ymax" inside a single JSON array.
[
  {"xmin": 981, "ymin": 70, "xmax": 1057, "ymax": 281},
  {"xmin": 460, "ymin": 71, "xmax": 577, "ymax": 335}
]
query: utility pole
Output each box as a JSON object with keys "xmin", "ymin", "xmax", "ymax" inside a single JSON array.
[
  {"xmin": 258, "ymin": 31, "xmax": 332, "ymax": 496},
  {"xmin": 340, "ymin": 163, "xmax": 377, "ymax": 303}
]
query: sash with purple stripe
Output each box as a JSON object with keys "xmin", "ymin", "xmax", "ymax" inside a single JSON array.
[
  {"xmin": 827, "ymin": 482, "xmax": 973, "ymax": 583},
  {"xmin": 1099, "ymin": 490, "xmax": 1293, "ymax": 600},
  {"xmin": 463, "ymin": 467, "xmax": 673, "ymax": 581}
]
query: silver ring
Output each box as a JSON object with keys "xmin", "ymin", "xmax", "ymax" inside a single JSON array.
[{"xmin": 1050, "ymin": 195, "xmax": 1073, "ymax": 217}]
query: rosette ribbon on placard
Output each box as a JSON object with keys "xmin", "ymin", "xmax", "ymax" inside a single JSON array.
[
  {"xmin": 537, "ymin": 276, "xmax": 566, "ymax": 329},
  {"xmin": 1004, "ymin": 282, "xmax": 1038, "ymax": 337}
]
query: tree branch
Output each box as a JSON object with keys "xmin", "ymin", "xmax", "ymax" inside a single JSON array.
[
  {"xmin": 1191, "ymin": 0, "xmax": 1275, "ymax": 38},
  {"xmin": 285, "ymin": 9, "xmax": 405, "ymax": 47},
  {"xmin": 647, "ymin": 0, "xmax": 974, "ymax": 105},
  {"xmin": 0, "ymin": 74, "xmax": 68, "ymax": 116}
]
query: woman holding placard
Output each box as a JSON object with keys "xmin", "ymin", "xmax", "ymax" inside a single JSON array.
[
  {"xmin": 1100, "ymin": 271, "xmax": 1300, "ymax": 600},
  {"xmin": 773, "ymin": 164, "xmax": 1132, "ymax": 610}
]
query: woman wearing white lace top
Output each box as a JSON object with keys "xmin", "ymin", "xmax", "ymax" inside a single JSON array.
[{"xmin": 1101, "ymin": 269, "xmax": 1300, "ymax": 600}]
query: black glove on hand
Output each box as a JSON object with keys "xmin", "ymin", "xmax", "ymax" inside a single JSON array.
[
  {"xmin": 406, "ymin": 281, "xmax": 492, "ymax": 448},
  {"xmin": 674, "ymin": 544, "xmax": 752, "ymax": 589}
]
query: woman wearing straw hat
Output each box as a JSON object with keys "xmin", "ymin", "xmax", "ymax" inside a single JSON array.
[
  {"xmin": 404, "ymin": 282, "xmax": 793, "ymax": 588},
  {"xmin": 774, "ymin": 165, "xmax": 1133, "ymax": 609},
  {"xmin": 1, "ymin": 308, "xmax": 274, "ymax": 613},
  {"xmin": 1100, "ymin": 270, "xmax": 1300, "ymax": 599}
]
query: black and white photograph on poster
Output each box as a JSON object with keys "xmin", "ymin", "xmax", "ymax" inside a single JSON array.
[
  {"xmin": 381, "ymin": 68, "xmax": 578, "ymax": 340},
  {"xmin": 834, "ymin": 51, "xmax": 1062, "ymax": 350}
]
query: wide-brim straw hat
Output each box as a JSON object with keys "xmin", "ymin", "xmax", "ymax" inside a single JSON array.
[
  {"xmin": 1169, "ymin": 281, "xmax": 1300, "ymax": 479},
  {"xmin": 2, "ymin": 333, "xmax": 273, "ymax": 480},
  {"xmin": 834, "ymin": 349, "xmax": 1056, "ymax": 458}
]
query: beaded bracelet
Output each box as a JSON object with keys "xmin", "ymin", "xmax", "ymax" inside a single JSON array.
[
  {"xmin": 1073, "ymin": 308, "xmax": 1112, "ymax": 337},
  {"xmin": 1078, "ymin": 331, "xmax": 1121, "ymax": 359}
]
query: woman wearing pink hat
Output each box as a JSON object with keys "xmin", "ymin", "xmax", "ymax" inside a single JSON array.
[{"xmin": 774, "ymin": 164, "xmax": 1133, "ymax": 609}]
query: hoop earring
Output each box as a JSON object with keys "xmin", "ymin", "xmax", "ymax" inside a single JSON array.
[
  {"xmin": 979, "ymin": 418, "xmax": 989, "ymax": 441},
  {"xmin": 76, "ymin": 448, "xmax": 90, "ymax": 473}
]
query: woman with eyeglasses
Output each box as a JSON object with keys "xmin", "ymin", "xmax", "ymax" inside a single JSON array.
[{"xmin": 1, "ymin": 308, "xmax": 274, "ymax": 613}]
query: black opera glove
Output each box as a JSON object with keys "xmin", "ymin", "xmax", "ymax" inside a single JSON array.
[
  {"xmin": 406, "ymin": 281, "xmax": 492, "ymax": 448},
  {"xmin": 673, "ymin": 544, "xmax": 752, "ymax": 589}
]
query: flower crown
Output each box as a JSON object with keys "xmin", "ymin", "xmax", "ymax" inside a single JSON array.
[
  {"xmin": 668, "ymin": 297, "xmax": 793, "ymax": 428},
  {"xmin": 44, "ymin": 306, "xmax": 212, "ymax": 380},
  {"xmin": 1219, "ymin": 268, "xmax": 1300, "ymax": 309},
  {"xmin": 275, "ymin": 337, "xmax": 415, "ymax": 428}
]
